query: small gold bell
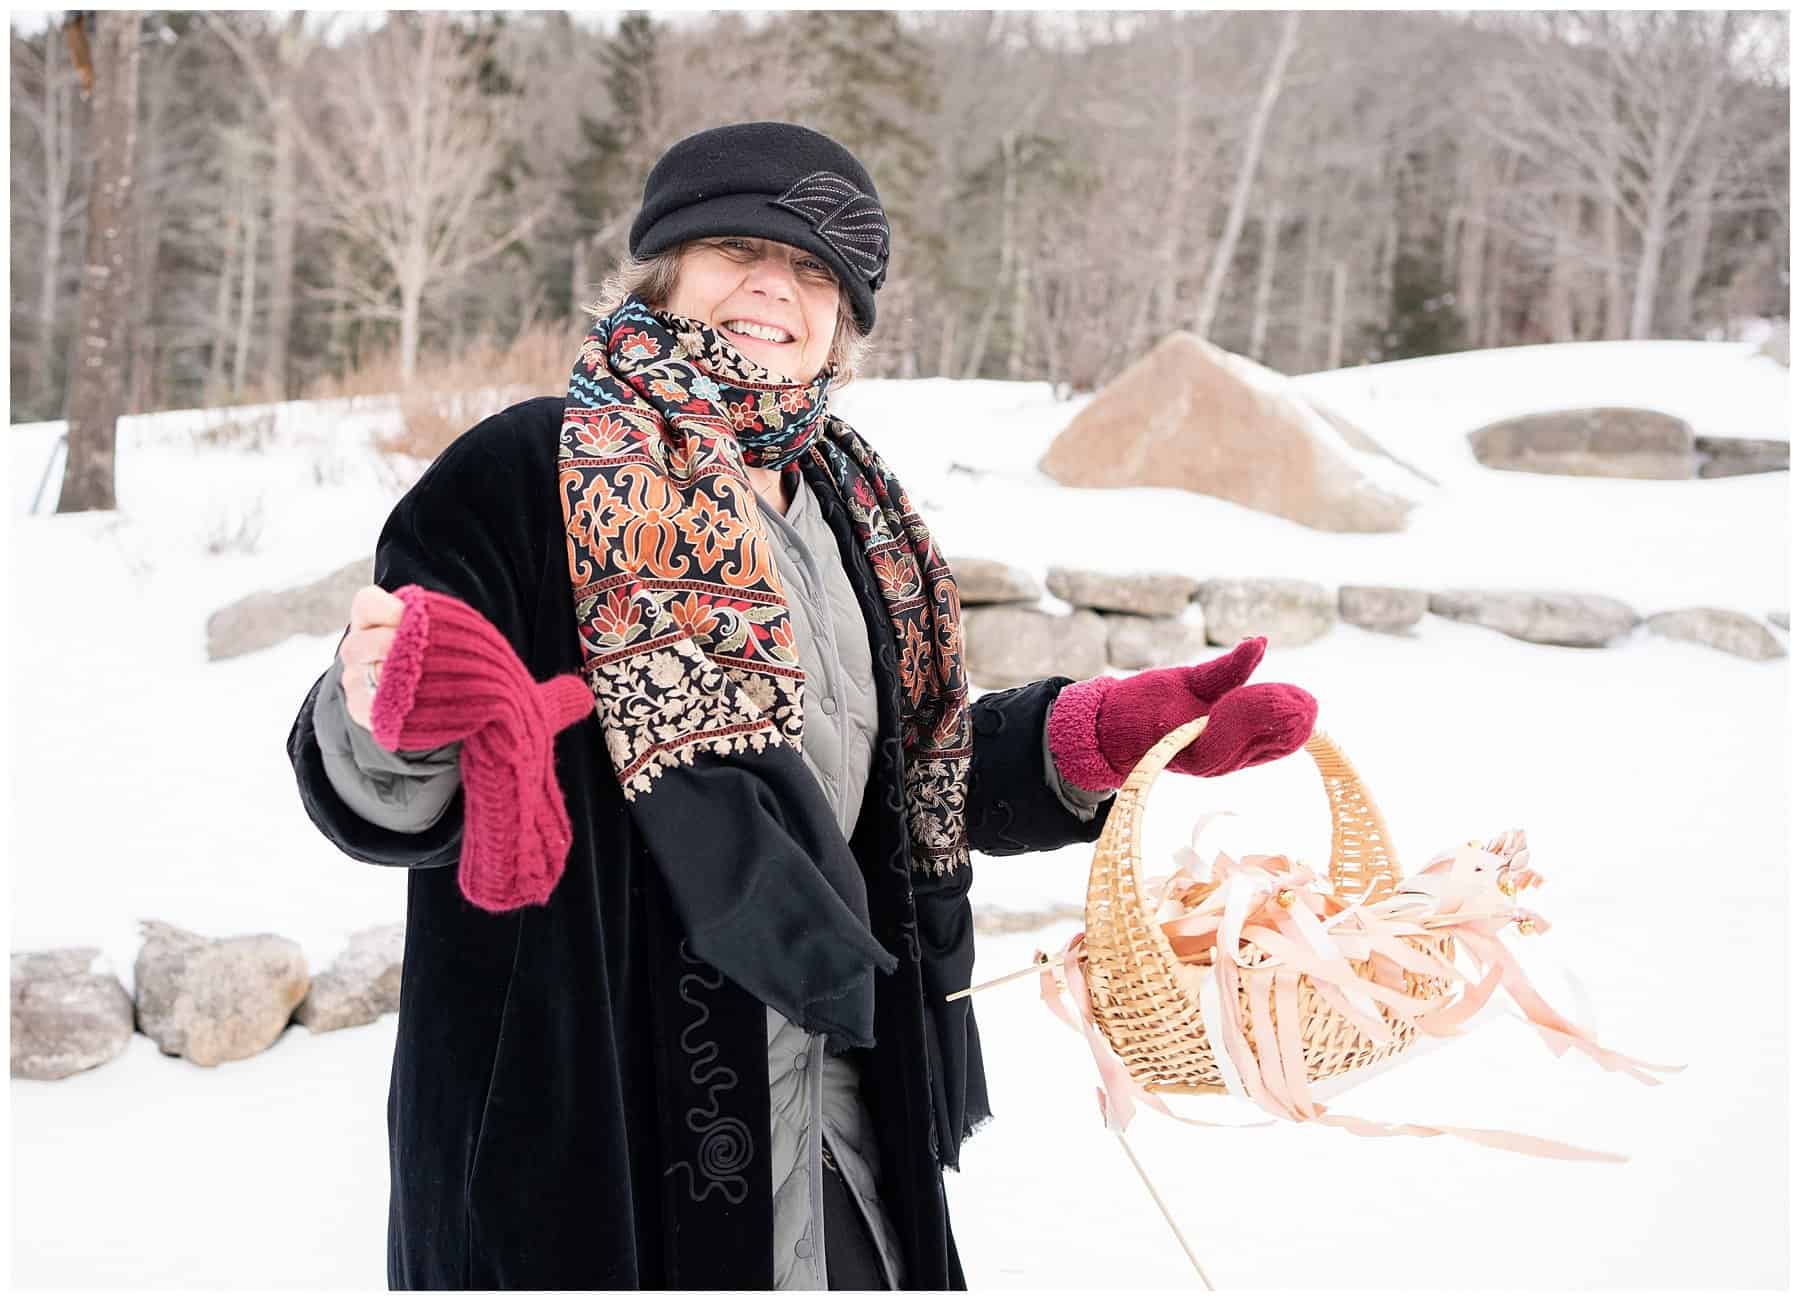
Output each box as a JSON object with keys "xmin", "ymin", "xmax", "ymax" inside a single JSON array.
[
  {"xmin": 1275, "ymin": 888, "xmax": 1296, "ymax": 907},
  {"xmin": 1516, "ymin": 918, "xmax": 1536, "ymax": 935},
  {"xmin": 1498, "ymin": 876, "xmax": 1518, "ymax": 897}
]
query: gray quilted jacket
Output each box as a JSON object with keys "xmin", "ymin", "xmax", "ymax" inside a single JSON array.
[{"xmin": 314, "ymin": 471, "xmax": 1110, "ymax": 1288}]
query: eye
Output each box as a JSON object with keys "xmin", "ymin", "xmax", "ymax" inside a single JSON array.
[
  {"xmin": 716, "ymin": 237, "xmax": 755, "ymax": 254},
  {"xmin": 798, "ymin": 257, "xmax": 836, "ymax": 282}
]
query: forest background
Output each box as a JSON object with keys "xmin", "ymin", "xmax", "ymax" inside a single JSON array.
[{"xmin": 9, "ymin": 8, "xmax": 1790, "ymax": 434}]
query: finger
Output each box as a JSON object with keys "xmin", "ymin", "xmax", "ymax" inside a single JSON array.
[
  {"xmin": 349, "ymin": 584, "xmax": 406, "ymax": 632},
  {"xmin": 341, "ymin": 662, "xmax": 375, "ymax": 729},
  {"xmin": 337, "ymin": 625, "xmax": 397, "ymax": 668}
]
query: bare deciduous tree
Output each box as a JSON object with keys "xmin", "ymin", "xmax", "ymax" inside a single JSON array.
[{"xmin": 209, "ymin": 11, "xmax": 548, "ymax": 381}]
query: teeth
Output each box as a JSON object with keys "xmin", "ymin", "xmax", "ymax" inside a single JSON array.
[{"xmin": 723, "ymin": 320, "xmax": 792, "ymax": 343}]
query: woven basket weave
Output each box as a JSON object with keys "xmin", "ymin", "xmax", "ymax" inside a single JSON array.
[{"xmin": 1082, "ymin": 715, "xmax": 1460, "ymax": 1096}]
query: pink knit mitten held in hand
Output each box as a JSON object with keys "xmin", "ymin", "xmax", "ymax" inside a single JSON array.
[
  {"xmin": 1046, "ymin": 636, "xmax": 1318, "ymax": 792},
  {"xmin": 370, "ymin": 584, "xmax": 595, "ymax": 913}
]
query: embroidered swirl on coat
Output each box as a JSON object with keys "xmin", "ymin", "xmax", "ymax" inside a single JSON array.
[{"xmin": 667, "ymin": 940, "xmax": 752, "ymax": 1205}]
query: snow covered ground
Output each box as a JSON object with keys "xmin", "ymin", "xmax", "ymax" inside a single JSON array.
[{"xmin": 8, "ymin": 340, "xmax": 1790, "ymax": 1288}]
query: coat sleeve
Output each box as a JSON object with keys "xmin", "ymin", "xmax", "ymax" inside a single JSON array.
[
  {"xmin": 964, "ymin": 676, "xmax": 1117, "ymax": 857},
  {"xmin": 310, "ymin": 654, "xmax": 463, "ymax": 835},
  {"xmin": 285, "ymin": 400, "xmax": 552, "ymax": 868}
]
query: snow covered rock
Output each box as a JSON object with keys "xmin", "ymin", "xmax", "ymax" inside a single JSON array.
[
  {"xmin": 1695, "ymin": 436, "xmax": 1789, "ymax": 479},
  {"xmin": 1771, "ymin": 611, "xmax": 1789, "ymax": 631},
  {"xmin": 948, "ymin": 556, "xmax": 1042, "ymax": 605},
  {"xmin": 1100, "ymin": 612, "xmax": 1209, "ymax": 669},
  {"xmin": 1196, "ymin": 578, "xmax": 1334, "ymax": 647},
  {"xmin": 1338, "ymin": 585, "xmax": 1428, "ymax": 633},
  {"xmin": 1467, "ymin": 408, "xmax": 1697, "ymax": 479},
  {"xmin": 1646, "ymin": 608, "xmax": 1786, "ymax": 661},
  {"xmin": 962, "ymin": 606, "xmax": 1106, "ymax": 689},
  {"xmin": 1037, "ymin": 332, "xmax": 1416, "ymax": 533},
  {"xmin": 1428, "ymin": 589, "xmax": 1640, "ymax": 648},
  {"xmin": 1045, "ymin": 566, "xmax": 1198, "ymax": 618},
  {"xmin": 295, "ymin": 923, "xmax": 404, "ymax": 1033},
  {"xmin": 10, "ymin": 948, "xmax": 135, "ymax": 1081},
  {"xmin": 205, "ymin": 554, "xmax": 372, "ymax": 661},
  {"xmin": 132, "ymin": 921, "xmax": 309, "ymax": 1067}
]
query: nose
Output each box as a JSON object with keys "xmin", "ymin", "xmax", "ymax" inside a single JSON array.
[{"xmin": 742, "ymin": 249, "xmax": 798, "ymax": 301}]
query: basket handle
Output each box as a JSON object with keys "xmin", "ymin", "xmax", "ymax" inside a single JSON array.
[{"xmin": 1113, "ymin": 715, "xmax": 1405, "ymax": 904}]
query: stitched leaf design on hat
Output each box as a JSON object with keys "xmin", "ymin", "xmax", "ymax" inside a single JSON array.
[{"xmin": 770, "ymin": 171, "xmax": 891, "ymax": 290}]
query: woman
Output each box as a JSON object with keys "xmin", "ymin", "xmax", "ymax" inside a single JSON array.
[{"xmin": 287, "ymin": 121, "xmax": 1315, "ymax": 1290}]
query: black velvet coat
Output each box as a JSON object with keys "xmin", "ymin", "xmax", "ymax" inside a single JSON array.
[{"xmin": 286, "ymin": 396, "xmax": 1116, "ymax": 1289}]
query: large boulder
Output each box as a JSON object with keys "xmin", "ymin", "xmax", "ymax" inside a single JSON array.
[
  {"xmin": 1338, "ymin": 585, "xmax": 1429, "ymax": 633},
  {"xmin": 294, "ymin": 923, "xmax": 406, "ymax": 1033},
  {"xmin": 1046, "ymin": 566, "xmax": 1198, "ymax": 618},
  {"xmin": 1038, "ymin": 332, "xmax": 1416, "ymax": 532},
  {"xmin": 11, "ymin": 948, "xmax": 136, "ymax": 1081},
  {"xmin": 948, "ymin": 556, "xmax": 1042, "ymax": 606},
  {"xmin": 1646, "ymin": 608, "xmax": 1786, "ymax": 661},
  {"xmin": 1428, "ymin": 589, "xmax": 1640, "ymax": 648},
  {"xmin": 133, "ymin": 921, "xmax": 310, "ymax": 1067},
  {"xmin": 1467, "ymin": 408, "xmax": 1697, "ymax": 479},
  {"xmin": 1695, "ymin": 436, "xmax": 1789, "ymax": 479},
  {"xmin": 205, "ymin": 555, "xmax": 371, "ymax": 661},
  {"xmin": 962, "ymin": 606, "xmax": 1107, "ymax": 689},
  {"xmin": 1101, "ymin": 612, "xmax": 1210, "ymax": 670},
  {"xmin": 1196, "ymin": 578, "xmax": 1335, "ymax": 647}
]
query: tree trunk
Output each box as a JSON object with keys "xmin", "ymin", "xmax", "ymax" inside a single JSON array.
[
  {"xmin": 264, "ymin": 90, "xmax": 296, "ymax": 396},
  {"xmin": 1669, "ymin": 179, "xmax": 1718, "ymax": 338},
  {"xmin": 1600, "ymin": 126, "xmax": 1628, "ymax": 338},
  {"xmin": 1193, "ymin": 10, "xmax": 1300, "ymax": 338},
  {"xmin": 1457, "ymin": 150, "xmax": 1487, "ymax": 348},
  {"xmin": 962, "ymin": 129, "xmax": 1016, "ymax": 379},
  {"xmin": 1545, "ymin": 191, "xmax": 1576, "ymax": 342},
  {"xmin": 399, "ymin": 272, "xmax": 424, "ymax": 383},
  {"xmin": 934, "ymin": 313, "xmax": 958, "ymax": 379},
  {"xmin": 1327, "ymin": 259, "xmax": 1347, "ymax": 370},
  {"xmin": 33, "ymin": 30, "xmax": 71, "ymax": 419},
  {"xmin": 1249, "ymin": 198, "xmax": 1283, "ymax": 361},
  {"xmin": 1295, "ymin": 206, "xmax": 1323, "ymax": 371},
  {"xmin": 59, "ymin": 12, "xmax": 140, "ymax": 514},
  {"xmin": 207, "ymin": 203, "xmax": 239, "ymax": 404},
  {"xmin": 1629, "ymin": 181, "xmax": 1673, "ymax": 340},
  {"xmin": 1006, "ymin": 256, "xmax": 1031, "ymax": 380},
  {"xmin": 232, "ymin": 180, "xmax": 261, "ymax": 397},
  {"xmin": 570, "ymin": 236, "xmax": 589, "ymax": 319}
]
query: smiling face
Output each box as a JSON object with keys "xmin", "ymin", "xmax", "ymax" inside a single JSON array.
[{"xmin": 662, "ymin": 236, "xmax": 842, "ymax": 384}]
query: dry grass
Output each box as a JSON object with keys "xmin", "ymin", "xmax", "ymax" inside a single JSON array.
[{"xmin": 305, "ymin": 316, "xmax": 578, "ymax": 461}]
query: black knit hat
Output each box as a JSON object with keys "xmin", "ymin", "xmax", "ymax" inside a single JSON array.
[{"xmin": 629, "ymin": 121, "xmax": 890, "ymax": 332}]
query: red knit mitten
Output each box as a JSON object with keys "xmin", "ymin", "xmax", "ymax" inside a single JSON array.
[
  {"xmin": 1046, "ymin": 636, "xmax": 1317, "ymax": 791},
  {"xmin": 370, "ymin": 584, "xmax": 595, "ymax": 912}
]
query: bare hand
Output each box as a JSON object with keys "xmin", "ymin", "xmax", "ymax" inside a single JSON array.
[{"xmin": 339, "ymin": 584, "xmax": 407, "ymax": 730}]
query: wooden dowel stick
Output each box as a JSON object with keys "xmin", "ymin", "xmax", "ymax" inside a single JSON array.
[
  {"xmin": 943, "ymin": 952, "xmax": 1052, "ymax": 1003},
  {"xmin": 1115, "ymin": 1128, "xmax": 1215, "ymax": 1290}
]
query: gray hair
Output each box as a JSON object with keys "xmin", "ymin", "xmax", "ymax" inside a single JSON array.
[{"xmin": 582, "ymin": 245, "xmax": 873, "ymax": 391}]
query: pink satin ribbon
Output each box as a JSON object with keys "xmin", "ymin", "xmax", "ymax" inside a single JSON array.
[{"xmin": 1040, "ymin": 823, "xmax": 1685, "ymax": 1160}]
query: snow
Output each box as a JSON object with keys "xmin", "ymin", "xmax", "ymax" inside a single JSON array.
[{"xmin": 8, "ymin": 340, "xmax": 1790, "ymax": 1289}]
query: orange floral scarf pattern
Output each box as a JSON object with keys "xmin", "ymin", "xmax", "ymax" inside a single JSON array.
[{"xmin": 559, "ymin": 299, "xmax": 973, "ymax": 876}]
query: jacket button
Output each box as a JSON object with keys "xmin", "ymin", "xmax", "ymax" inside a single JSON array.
[
  {"xmin": 795, "ymin": 1052, "xmax": 809, "ymax": 1071},
  {"xmin": 822, "ymin": 696, "xmax": 838, "ymax": 715}
]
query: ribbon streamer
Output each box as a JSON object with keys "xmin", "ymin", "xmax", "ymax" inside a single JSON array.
[{"xmin": 1036, "ymin": 822, "xmax": 1684, "ymax": 1162}]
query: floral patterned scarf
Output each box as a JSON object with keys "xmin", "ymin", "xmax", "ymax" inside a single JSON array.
[{"xmin": 558, "ymin": 297, "xmax": 972, "ymax": 1038}]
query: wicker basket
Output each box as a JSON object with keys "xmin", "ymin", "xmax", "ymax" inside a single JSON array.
[{"xmin": 1082, "ymin": 715, "xmax": 1460, "ymax": 1096}]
